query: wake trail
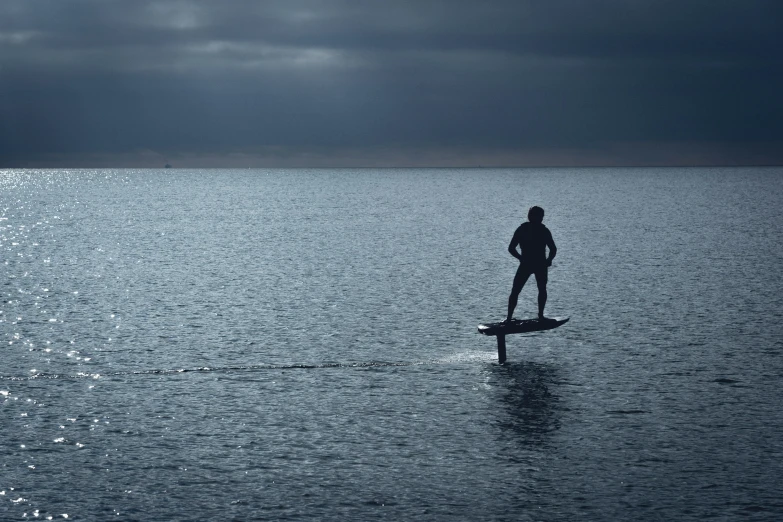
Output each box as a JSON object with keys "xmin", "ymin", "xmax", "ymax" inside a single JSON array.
[{"xmin": 0, "ymin": 352, "xmax": 496, "ymax": 381}]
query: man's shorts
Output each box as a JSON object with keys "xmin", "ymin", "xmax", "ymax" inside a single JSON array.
[{"xmin": 512, "ymin": 263, "xmax": 548, "ymax": 291}]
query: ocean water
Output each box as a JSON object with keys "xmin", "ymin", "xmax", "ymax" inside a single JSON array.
[{"xmin": 1, "ymin": 167, "xmax": 782, "ymax": 521}]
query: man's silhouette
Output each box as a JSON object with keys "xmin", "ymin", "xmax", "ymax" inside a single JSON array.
[{"xmin": 506, "ymin": 206, "xmax": 557, "ymax": 322}]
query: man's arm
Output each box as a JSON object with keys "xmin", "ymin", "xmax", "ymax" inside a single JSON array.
[
  {"xmin": 508, "ymin": 230, "xmax": 523, "ymax": 261},
  {"xmin": 546, "ymin": 232, "xmax": 557, "ymax": 266}
]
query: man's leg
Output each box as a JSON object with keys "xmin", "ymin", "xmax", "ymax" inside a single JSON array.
[
  {"xmin": 534, "ymin": 269, "xmax": 548, "ymax": 319},
  {"xmin": 507, "ymin": 266, "xmax": 531, "ymax": 322}
]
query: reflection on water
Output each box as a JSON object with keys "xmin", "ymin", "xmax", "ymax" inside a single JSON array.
[{"xmin": 492, "ymin": 361, "xmax": 561, "ymax": 447}]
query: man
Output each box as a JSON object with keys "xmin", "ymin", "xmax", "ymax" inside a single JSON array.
[{"xmin": 506, "ymin": 206, "xmax": 557, "ymax": 322}]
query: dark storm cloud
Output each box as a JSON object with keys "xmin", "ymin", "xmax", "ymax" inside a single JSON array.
[{"xmin": 1, "ymin": 0, "xmax": 782, "ymax": 166}]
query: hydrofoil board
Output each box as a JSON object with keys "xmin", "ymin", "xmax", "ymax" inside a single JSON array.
[{"xmin": 478, "ymin": 317, "xmax": 569, "ymax": 337}]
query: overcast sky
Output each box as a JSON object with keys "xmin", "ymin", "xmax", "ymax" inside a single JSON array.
[{"xmin": 1, "ymin": 0, "xmax": 781, "ymax": 167}]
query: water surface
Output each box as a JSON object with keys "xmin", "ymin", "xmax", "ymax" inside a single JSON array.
[{"xmin": 2, "ymin": 167, "xmax": 782, "ymax": 520}]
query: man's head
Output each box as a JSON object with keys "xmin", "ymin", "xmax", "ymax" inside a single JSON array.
[{"xmin": 528, "ymin": 206, "xmax": 545, "ymax": 224}]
